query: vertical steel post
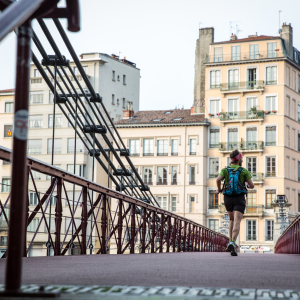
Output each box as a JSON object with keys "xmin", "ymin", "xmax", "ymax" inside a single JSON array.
[
  {"xmin": 159, "ymin": 213, "xmax": 164, "ymax": 253},
  {"xmin": 130, "ymin": 204, "xmax": 135, "ymax": 254},
  {"xmin": 183, "ymin": 221, "xmax": 187, "ymax": 252},
  {"xmin": 177, "ymin": 220, "xmax": 182, "ymax": 252},
  {"xmin": 172, "ymin": 219, "xmax": 176, "ymax": 252},
  {"xmin": 192, "ymin": 225, "xmax": 195, "ymax": 251},
  {"xmin": 5, "ymin": 20, "xmax": 32, "ymax": 292},
  {"xmin": 117, "ymin": 199, "xmax": 123, "ymax": 254},
  {"xmin": 54, "ymin": 178, "xmax": 62, "ymax": 255},
  {"xmin": 151, "ymin": 211, "xmax": 155, "ymax": 253},
  {"xmin": 101, "ymin": 195, "xmax": 107, "ymax": 254},
  {"xmin": 141, "ymin": 207, "xmax": 146, "ymax": 253},
  {"xmin": 81, "ymin": 187, "xmax": 87, "ymax": 255},
  {"xmin": 187, "ymin": 223, "xmax": 191, "ymax": 252},
  {"xmin": 166, "ymin": 216, "xmax": 171, "ymax": 252},
  {"xmin": 23, "ymin": 167, "xmax": 30, "ymax": 257}
]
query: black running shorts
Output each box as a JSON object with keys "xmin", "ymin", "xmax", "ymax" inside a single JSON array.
[{"xmin": 224, "ymin": 194, "xmax": 246, "ymax": 214}]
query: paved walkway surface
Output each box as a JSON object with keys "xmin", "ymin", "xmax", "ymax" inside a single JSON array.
[{"xmin": 0, "ymin": 253, "xmax": 299, "ymax": 298}]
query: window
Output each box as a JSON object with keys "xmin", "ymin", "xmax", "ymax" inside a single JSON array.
[
  {"xmin": 209, "ymin": 99, "xmax": 220, "ymax": 116},
  {"xmin": 112, "ymin": 70, "xmax": 115, "ymax": 81},
  {"xmin": 209, "ymin": 129, "xmax": 219, "ymax": 148},
  {"xmin": 246, "ymin": 191, "xmax": 257, "ymax": 211},
  {"xmin": 190, "ymin": 166, "xmax": 195, "ymax": 184},
  {"xmin": 67, "ymin": 164, "xmax": 86, "ymax": 178},
  {"xmin": 266, "ymin": 126, "xmax": 276, "ymax": 146},
  {"xmin": 65, "ymin": 217, "xmax": 81, "ymax": 234},
  {"xmin": 30, "ymin": 93, "xmax": 43, "ymax": 104},
  {"xmin": 29, "ymin": 192, "xmax": 39, "ymax": 206},
  {"xmin": 31, "ymin": 170, "xmax": 41, "ymax": 180},
  {"xmin": 267, "ymin": 42, "xmax": 277, "ymax": 58},
  {"xmin": 228, "ymin": 70, "xmax": 239, "ymax": 89},
  {"xmin": 249, "ymin": 44, "xmax": 259, "ymax": 59},
  {"xmin": 266, "ymin": 189, "xmax": 276, "ymax": 209},
  {"xmin": 209, "ymin": 158, "xmax": 219, "ymax": 178},
  {"xmin": 246, "ymin": 97, "xmax": 257, "ymax": 112},
  {"xmin": 266, "ymin": 157, "xmax": 276, "ymax": 177},
  {"xmin": 28, "ymin": 218, "xmax": 39, "ymax": 232},
  {"xmin": 266, "ymin": 220, "xmax": 274, "ymax": 241},
  {"xmin": 73, "ymin": 67, "xmax": 80, "ymax": 75},
  {"xmin": 298, "ymin": 191, "xmax": 300, "ymax": 212},
  {"xmin": 68, "ymin": 113, "xmax": 88, "ymax": 127},
  {"xmin": 117, "ymin": 99, "xmax": 119, "ymax": 106},
  {"xmin": 171, "ymin": 118, "xmax": 183, "ymax": 121},
  {"xmin": 171, "ymin": 166, "xmax": 177, "ymax": 184},
  {"xmin": 171, "ymin": 196, "xmax": 176, "ymax": 212},
  {"xmin": 143, "ymin": 167, "xmax": 153, "ymax": 185},
  {"xmin": 129, "ymin": 139, "xmax": 140, "ymax": 156},
  {"xmin": 164, "ymin": 111, "xmax": 173, "ymax": 114},
  {"xmin": 247, "ymin": 68, "xmax": 257, "ymax": 86},
  {"xmin": 209, "ymin": 191, "xmax": 218, "ymax": 209},
  {"xmin": 298, "ymin": 161, "xmax": 300, "ymax": 181},
  {"xmin": 157, "ymin": 167, "xmax": 167, "ymax": 185},
  {"xmin": 143, "ymin": 139, "xmax": 154, "ymax": 156},
  {"xmin": 265, "ymin": 96, "xmax": 276, "ymax": 111},
  {"xmin": 152, "ymin": 119, "xmax": 163, "ymax": 122},
  {"xmin": 246, "ymin": 220, "xmax": 256, "ymax": 240},
  {"xmin": 157, "ymin": 140, "xmax": 168, "ymax": 156},
  {"xmin": 228, "ymin": 128, "xmax": 238, "ymax": 149},
  {"xmin": 123, "ymin": 74, "xmax": 126, "ymax": 85},
  {"xmin": 228, "ymin": 98, "xmax": 238, "ymax": 115},
  {"xmin": 210, "ymin": 70, "xmax": 220, "ymax": 88},
  {"xmin": 246, "ymin": 127, "xmax": 257, "ymax": 148},
  {"xmin": 48, "ymin": 114, "xmax": 62, "ymax": 128},
  {"xmin": 190, "ymin": 139, "xmax": 196, "ymax": 155},
  {"xmin": 47, "ymin": 139, "xmax": 62, "ymax": 154},
  {"xmin": 129, "ymin": 167, "xmax": 138, "ymax": 184},
  {"xmin": 112, "ymin": 94, "xmax": 115, "ymax": 105},
  {"xmin": 0, "ymin": 236, "xmax": 7, "ymax": 246},
  {"xmin": 287, "ymin": 66, "xmax": 290, "ymax": 87},
  {"xmin": 67, "ymin": 138, "xmax": 85, "ymax": 153},
  {"xmin": 5, "ymin": 102, "xmax": 13, "ymax": 113},
  {"xmin": 266, "ymin": 67, "xmax": 277, "ymax": 85},
  {"xmin": 286, "ymin": 96, "xmax": 290, "ymax": 117},
  {"xmin": 1, "ymin": 177, "xmax": 10, "ymax": 193},
  {"xmin": 293, "ymin": 70, "xmax": 296, "ymax": 90},
  {"xmin": 122, "ymin": 98, "xmax": 126, "ymax": 108},
  {"xmin": 298, "ymin": 75, "xmax": 300, "ymax": 93},
  {"xmin": 209, "ymin": 219, "xmax": 219, "ymax": 231},
  {"xmin": 65, "ymin": 191, "xmax": 81, "ymax": 207},
  {"xmin": 27, "ymin": 139, "xmax": 42, "ymax": 154},
  {"xmin": 214, "ymin": 47, "xmax": 222, "ymax": 62},
  {"xmin": 157, "ymin": 196, "xmax": 167, "ymax": 210},
  {"xmin": 246, "ymin": 157, "xmax": 257, "ymax": 176},
  {"xmin": 189, "ymin": 196, "xmax": 195, "ymax": 213},
  {"xmin": 44, "ymin": 218, "xmax": 55, "ymax": 233},
  {"xmin": 34, "ymin": 69, "xmax": 41, "ymax": 77},
  {"xmin": 4, "ymin": 125, "xmax": 12, "ymax": 138},
  {"xmin": 29, "ymin": 115, "xmax": 43, "ymax": 128},
  {"xmin": 171, "ymin": 139, "xmax": 178, "ymax": 155},
  {"xmin": 231, "ymin": 45, "xmax": 240, "ymax": 61}
]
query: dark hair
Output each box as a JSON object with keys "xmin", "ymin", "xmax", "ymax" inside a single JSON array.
[{"xmin": 230, "ymin": 149, "xmax": 240, "ymax": 159}]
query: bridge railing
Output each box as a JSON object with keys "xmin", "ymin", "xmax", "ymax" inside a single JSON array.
[
  {"xmin": 274, "ymin": 214, "xmax": 300, "ymax": 254},
  {"xmin": 0, "ymin": 146, "xmax": 229, "ymax": 256}
]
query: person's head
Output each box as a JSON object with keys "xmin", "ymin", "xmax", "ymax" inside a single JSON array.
[{"xmin": 230, "ymin": 150, "xmax": 243, "ymax": 166}]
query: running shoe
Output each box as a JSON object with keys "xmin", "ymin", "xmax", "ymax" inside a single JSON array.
[
  {"xmin": 226, "ymin": 241, "xmax": 235, "ymax": 252},
  {"xmin": 230, "ymin": 243, "xmax": 238, "ymax": 256}
]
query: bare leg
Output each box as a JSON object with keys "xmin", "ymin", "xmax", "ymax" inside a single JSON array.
[
  {"xmin": 232, "ymin": 211, "xmax": 243, "ymax": 242},
  {"xmin": 227, "ymin": 211, "xmax": 234, "ymax": 240}
]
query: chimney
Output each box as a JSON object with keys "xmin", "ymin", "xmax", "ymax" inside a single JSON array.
[
  {"xmin": 280, "ymin": 22, "xmax": 293, "ymax": 58},
  {"xmin": 123, "ymin": 102, "xmax": 134, "ymax": 119},
  {"xmin": 231, "ymin": 34, "xmax": 237, "ymax": 40},
  {"xmin": 191, "ymin": 106, "xmax": 194, "ymax": 114},
  {"xmin": 248, "ymin": 34, "xmax": 258, "ymax": 38}
]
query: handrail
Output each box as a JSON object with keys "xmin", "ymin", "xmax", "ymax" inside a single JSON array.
[{"xmin": 0, "ymin": 0, "xmax": 45, "ymax": 42}]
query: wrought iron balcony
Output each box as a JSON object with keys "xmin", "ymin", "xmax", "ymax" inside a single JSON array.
[
  {"xmin": 208, "ymin": 204, "xmax": 219, "ymax": 209},
  {"xmin": 143, "ymin": 152, "xmax": 154, "ymax": 156},
  {"xmin": 218, "ymin": 110, "xmax": 264, "ymax": 125},
  {"xmin": 246, "ymin": 235, "xmax": 257, "ymax": 241},
  {"xmin": 265, "ymin": 235, "xmax": 273, "ymax": 241},
  {"xmin": 265, "ymin": 172, "xmax": 276, "ymax": 177},
  {"xmin": 265, "ymin": 204, "xmax": 273, "ymax": 209},
  {"xmin": 144, "ymin": 181, "xmax": 153, "ymax": 186},
  {"xmin": 209, "ymin": 144, "xmax": 219, "ymax": 149},
  {"xmin": 208, "ymin": 174, "xmax": 218, "ymax": 179},
  {"xmin": 189, "ymin": 181, "xmax": 196, "ymax": 185},
  {"xmin": 251, "ymin": 173, "xmax": 264, "ymax": 183},
  {"xmin": 245, "ymin": 205, "xmax": 264, "ymax": 215},
  {"xmin": 171, "ymin": 181, "xmax": 177, "ymax": 185},
  {"xmin": 157, "ymin": 181, "xmax": 167, "ymax": 185},
  {"xmin": 157, "ymin": 153, "xmax": 168, "ymax": 156},
  {"xmin": 205, "ymin": 50, "xmax": 284, "ymax": 64},
  {"xmin": 189, "ymin": 152, "xmax": 196, "ymax": 155},
  {"xmin": 171, "ymin": 152, "xmax": 178, "ymax": 156},
  {"xmin": 130, "ymin": 153, "xmax": 140, "ymax": 157},
  {"xmin": 219, "ymin": 81, "xmax": 265, "ymax": 96},
  {"xmin": 219, "ymin": 141, "xmax": 264, "ymax": 153}
]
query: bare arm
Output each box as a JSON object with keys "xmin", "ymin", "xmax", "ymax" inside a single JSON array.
[
  {"xmin": 246, "ymin": 178, "xmax": 254, "ymax": 189},
  {"xmin": 216, "ymin": 175, "xmax": 224, "ymax": 194}
]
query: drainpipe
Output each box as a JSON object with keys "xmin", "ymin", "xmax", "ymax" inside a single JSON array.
[{"xmin": 183, "ymin": 125, "xmax": 187, "ymax": 217}]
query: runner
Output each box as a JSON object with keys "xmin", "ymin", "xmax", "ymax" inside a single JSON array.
[{"xmin": 216, "ymin": 150, "xmax": 254, "ymax": 256}]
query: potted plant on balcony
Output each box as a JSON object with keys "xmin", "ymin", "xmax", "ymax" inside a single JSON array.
[
  {"xmin": 240, "ymin": 138, "xmax": 244, "ymax": 150},
  {"xmin": 264, "ymin": 110, "xmax": 270, "ymax": 114},
  {"xmin": 272, "ymin": 110, "xmax": 277, "ymax": 113},
  {"xmin": 208, "ymin": 113, "xmax": 214, "ymax": 117},
  {"xmin": 250, "ymin": 106, "xmax": 257, "ymax": 113}
]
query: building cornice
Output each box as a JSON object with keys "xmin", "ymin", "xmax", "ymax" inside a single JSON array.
[{"xmin": 115, "ymin": 121, "xmax": 210, "ymax": 129}]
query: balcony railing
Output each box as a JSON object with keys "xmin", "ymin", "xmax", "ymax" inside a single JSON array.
[
  {"xmin": 130, "ymin": 153, "xmax": 140, "ymax": 157},
  {"xmin": 265, "ymin": 204, "xmax": 273, "ymax": 209},
  {"xmin": 246, "ymin": 235, "xmax": 257, "ymax": 241},
  {"xmin": 251, "ymin": 173, "xmax": 264, "ymax": 182},
  {"xmin": 208, "ymin": 174, "xmax": 218, "ymax": 178},
  {"xmin": 144, "ymin": 181, "xmax": 153, "ymax": 186},
  {"xmin": 157, "ymin": 181, "xmax": 167, "ymax": 185},
  {"xmin": 265, "ymin": 172, "xmax": 276, "ymax": 177},
  {"xmin": 171, "ymin": 152, "xmax": 178, "ymax": 156},
  {"xmin": 219, "ymin": 141, "xmax": 264, "ymax": 152},
  {"xmin": 27, "ymin": 148, "xmax": 42, "ymax": 154},
  {"xmin": 171, "ymin": 181, "xmax": 177, "ymax": 185},
  {"xmin": 218, "ymin": 110, "xmax": 264, "ymax": 122},
  {"xmin": 208, "ymin": 205, "xmax": 219, "ymax": 209},
  {"xmin": 209, "ymin": 144, "xmax": 219, "ymax": 148},
  {"xmin": 205, "ymin": 50, "xmax": 284, "ymax": 63},
  {"xmin": 245, "ymin": 205, "xmax": 264, "ymax": 214},
  {"xmin": 157, "ymin": 153, "xmax": 168, "ymax": 156},
  {"xmin": 189, "ymin": 181, "xmax": 196, "ymax": 185},
  {"xmin": 143, "ymin": 152, "xmax": 154, "ymax": 156},
  {"xmin": 265, "ymin": 236, "xmax": 273, "ymax": 241},
  {"xmin": 189, "ymin": 152, "xmax": 196, "ymax": 155},
  {"xmin": 220, "ymin": 80, "xmax": 265, "ymax": 92}
]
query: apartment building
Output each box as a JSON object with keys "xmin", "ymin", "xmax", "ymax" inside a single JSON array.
[
  {"xmin": 0, "ymin": 52, "xmax": 140, "ymax": 256},
  {"xmin": 194, "ymin": 23, "xmax": 300, "ymax": 251},
  {"xmin": 114, "ymin": 109, "xmax": 209, "ymax": 225}
]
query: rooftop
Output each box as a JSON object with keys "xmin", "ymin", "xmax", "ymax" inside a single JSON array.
[
  {"xmin": 213, "ymin": 35, "xmax": 280, "ymax": 44},
  {"xmin": 115, "ymin": 109, "xmax": 207, "ymax": 126},
  {"xmin": 0, "ymin": 88, "xmax": 15, "ymax": 93}
]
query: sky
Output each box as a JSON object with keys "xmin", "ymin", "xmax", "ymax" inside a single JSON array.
[{"xmin": 0, "ymin": 0, "xmax": 299, "ymax": 111}]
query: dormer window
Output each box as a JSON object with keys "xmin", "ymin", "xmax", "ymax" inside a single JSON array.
[
  {"xmin": 164, "ymin": 111, "xmax": 173, "ymax": 114},
  {"xmin": 152, "ymin": 119, "xmax": 163, "ymax": 122},
  {"xmin": 172, "ymin": 118, "xmax": 183, "ymax": 121}
]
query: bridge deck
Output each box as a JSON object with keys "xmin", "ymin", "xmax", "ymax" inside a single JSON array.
[{"xmin": 0, "ymin": 253, "xmax": 299, "ymax": 290}]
